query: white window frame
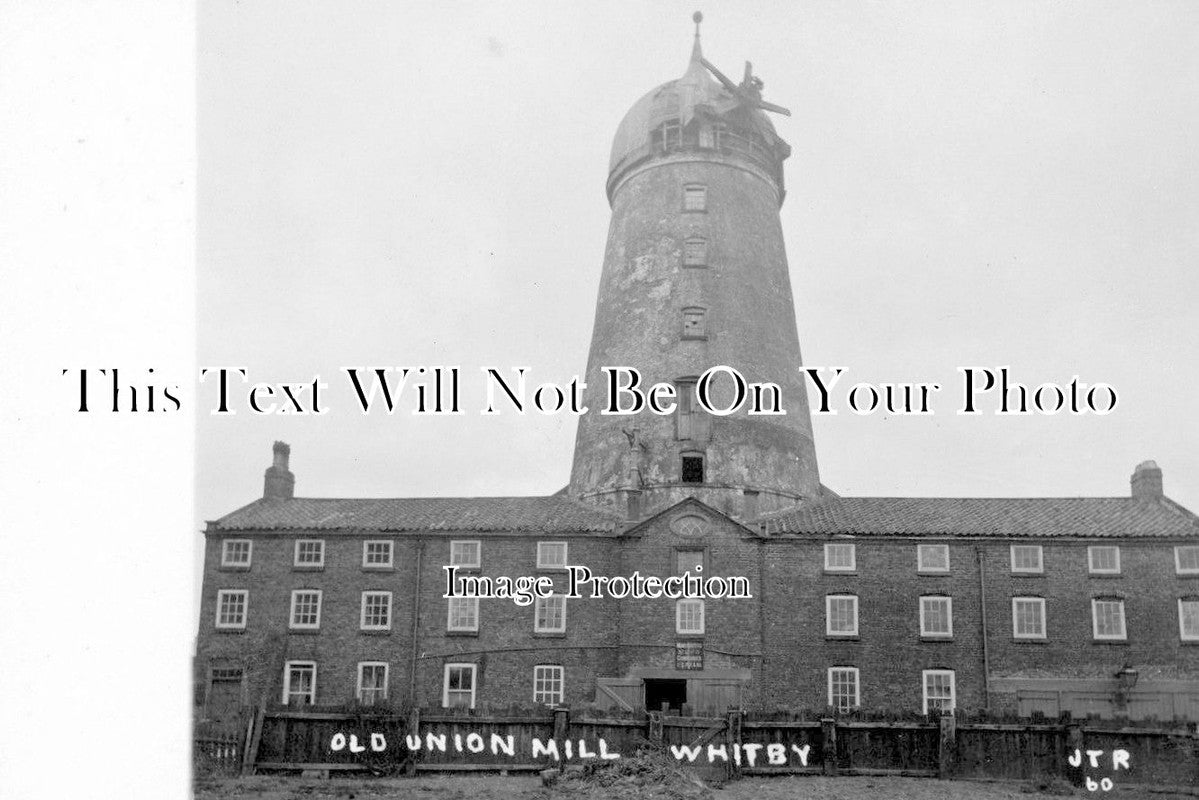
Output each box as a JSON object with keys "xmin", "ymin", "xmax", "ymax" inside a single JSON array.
[
  {"xmin": 221, "ymin": 539, "xmax": 252, "ymax": 567},
  {"xmin": 683, "ymin": 184, "xmax": 707, "ymax": 212},
  {"xmin": 294, "ymin": 539, "xmax": 325, "ymax": 568},
  {"xmin": 446, "ymin": 597, "xmax": 479, "ymax": 632},
  {"xmin": 922, "ymin": 669, "xmax": 956, "ymax": 715},
  {"xmin": 360, "ymin": 591, "xmax": 393, "ymax": 631},
  {"xmin": 917, "ymin": 544, "xmax": 949, "ymax": 573},
  {"xmin": 1011, "ymin": 596, "xmax": 1046, "ymax": 640},
  {"xmin": 282, "ymin": 661, "xmax": 316, "ymax": 706},
  {"xmin": 450, "ymin": 540, "xmax": 481, "ymax": 568},
  {"xmin": 825, "ymin": 594, "xmax": 859, "ymax": 636},
  {"xmin": 824, "ymin": 542, "xmax": 857, "ymax": 572},
  {"xmin": 215, "ymin": 589, "xmax": 248, "ymax": 630},
  {"xmin": 533, "ymin": 664, "xmax": 564, "ymax": 706},
  {"xmin": 827, "ymin": 667, "xmax": 860, "ymax": 712},
  {"xmin": 1175, "ymin": 546, "xmax": 1199, "ymax": 575},
  {"xmin": 362, "ymin": 540, "xmax": 394, "ymax": 569},
  {"xmin": 1091, "ymin": 598, "xmax": 1127, "ymax": 641},
  {"xmin": 1087, "ymin": 545, "xmax": 1121, "ymax": 575},
  {"xmin": 1010, "ymin": 544, "xmax": 1044, "ymax": 574},
  {"xmin": 442, "ymin": 663, "xmax": 477, "ymax": 709},
  {"xmin": 289, "ymin": 589, "xmax": 322, "ymax": 630},
  {"xmin": 676, "ymin": 599, "xmax": 705, "ymax": 635},
  {"xmin": 1179, "ymin": 598, "xmax": 1199, "ymax": 642},
  {"xmin": 919, "ymin": 596, "xmax": 953, "ymax": 638},
  {"xmin": 533, "ymin": 595, "xmax": 566, "ymax": 633},
  {"xmin": 537, "ymin": 541, "xmax": 568, "ymax": 569},
  {"xmin": 357, "ymin": 662, "xmax": 389, "ymax": 705}
]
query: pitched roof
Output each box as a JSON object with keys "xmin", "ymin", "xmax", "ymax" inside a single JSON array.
[
  {"xmin": 209, "ymin": 496, "xmax": 622, "ymax": 533},
  {"xmin": 759, "ymin": 496, "xmax": 1199, "ymax": 539}
]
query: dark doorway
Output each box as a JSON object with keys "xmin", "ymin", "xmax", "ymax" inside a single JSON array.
[
  {"xmin": 644, "ymin": 678, "xmax": 687, "ymax": 713},
  {"xmin": 204, "ymin": 668, "xmax": 245, "ymax": 729}
]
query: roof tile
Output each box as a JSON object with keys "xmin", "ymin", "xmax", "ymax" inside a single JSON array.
[
  {"xmin": 211, "ymin": 496, "xmax": 622, "ymax": 533},
  {"xmin": 759, "ymin": 496, "xmax": 1199, "ymax": 538}
]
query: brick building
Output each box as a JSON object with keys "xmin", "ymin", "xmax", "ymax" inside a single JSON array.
[{"xmin": 195, "ymin": 20, "xmax": 1199, "ymax": 726}]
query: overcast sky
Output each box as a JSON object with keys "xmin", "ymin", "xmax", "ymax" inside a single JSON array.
[{"xmin": 198, "ymin": 0, "xmax": 1199, "ymax": 529}]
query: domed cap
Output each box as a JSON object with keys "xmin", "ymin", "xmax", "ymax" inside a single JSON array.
[{"xmin": 608, "ymin": 13, "xmax": 789, "ymax": 181}]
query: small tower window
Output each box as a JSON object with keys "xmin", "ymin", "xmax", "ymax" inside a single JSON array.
[
  {"xmin": 698, "ymin": 123, "xmax": 727, "ymax": 150},
  {"xmin": 682, "ymin": 307, "xmax": 706, "ymax": 340},
  {"xmin": 653, "ymin": 119, "xmax": 682, "ymax": 153},
  {"xmin": 683, "ymin": 185, "xmax": 707, "ymax": 212},
  {"xmin": 681, "ymin": 453, "xmax": 704, "ymax": 483},
  {"xmin": 674, "ymin": 377, "xmax": 710, "ymax": 441},
  {"xmin": 676, "ymin": 378, "xmax": 695, "ymax": 440},
  {"xmin": 683, "ymin": 237, "xmax": 707, "ymax": 267}
]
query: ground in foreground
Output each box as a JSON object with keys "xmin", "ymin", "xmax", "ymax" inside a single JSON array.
[{"xmin": 195, "ymin": 774, "xmax": 1197, "ymax": 800}]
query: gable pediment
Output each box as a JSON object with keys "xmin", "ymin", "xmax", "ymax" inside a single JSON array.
[{"xmin": 619, "ymin": 497, "xmax": 761, "ymax": 541}]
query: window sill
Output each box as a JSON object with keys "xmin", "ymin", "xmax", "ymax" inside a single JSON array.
[
  {"xmin": 825, "ymin": 635, "xmax": 860, "ymax": 641},
  {"xmin": 359, "ymin": 629, "xmax": 393, "ymax": 636},
  {"xmin": 917, "ymin": 571, "xmax": 950, "ymax": 577},
  {"xmin": 1012, "ymin": 638, "xmax": 1047, "ymax": 644},
  {"xmin": 362, "ymin": 566, "xmax": 395, "ymax": 572},
  {"xmin": 823, "ymin": 571, "xmax": 858, "ymax": 577},
  {"xmin": 1091, "ymin": 639, "xmax": 1129, "ymax": 645},
  {"xmin": 445, "ymin": 630, "xmax": 480, "ymax": 637},
  {"xmin": 288, "ymin": 628, "xmax": 321, "ymax": 635},
  {"xmin": 1010, "ymin": 572, "xmax": 1046, "ymax": 577},
  {"xmin": 292, "ymin": 565, "xmax": 325, "ymax": 572},
  {"xmin": 920, "ymin": 636, "xmax": 954, "ymax": 643},
  {"xmin": 1087, "ymin": 573, "xmax": 1123, "ymax": 579}
]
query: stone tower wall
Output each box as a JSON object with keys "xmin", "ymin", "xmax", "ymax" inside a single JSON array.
[{"xmin": 569, "ymin": 151, "xmax": 820, "ymax": 519}]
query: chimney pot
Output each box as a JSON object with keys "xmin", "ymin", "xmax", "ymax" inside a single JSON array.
[
  {"xmin": 264, "ymin": 441, "xmax": 295, "ymax": 500},
  {"xmin": 1130, "ymin": 460, "xmax": 1163, "ymax": 500},
  {"xmin": 272, "ymin": 440, "xmax": 291, "ymax": 469}
]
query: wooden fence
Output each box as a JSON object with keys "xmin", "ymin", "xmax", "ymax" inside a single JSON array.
[
  {"xmin": 198, "ymin": 707, "xmax": 1199, "ymax": 788},
  {"xmin": 193, "ymin": 731, "xmax": 245, "ymax": 775}
]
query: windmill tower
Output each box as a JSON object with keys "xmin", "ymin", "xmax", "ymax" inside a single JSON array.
[{"xmin": 568, "ymin": 14, "xmax": 822, "ymax": 520}]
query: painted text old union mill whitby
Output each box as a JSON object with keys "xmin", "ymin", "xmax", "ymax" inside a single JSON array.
[{"xmin": 195, "ymin": 16, "xmax": 1199, "ymax": 725}]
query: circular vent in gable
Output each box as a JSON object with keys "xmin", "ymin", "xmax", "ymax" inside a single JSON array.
[{"xmin": 672, "ymin": 515, "xmax": 708, "ymax": 537}]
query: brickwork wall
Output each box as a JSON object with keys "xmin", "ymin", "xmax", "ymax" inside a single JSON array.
[
  {"xmin": 196, "ymin": 525, "xmax": 1199, "ymax": 719},
  {"xmin": 614, "ymin": 504, "xmax": 762, "ymax": 678}
]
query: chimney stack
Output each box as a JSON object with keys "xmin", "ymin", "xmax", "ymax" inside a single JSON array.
[
  {"xmin": 1130, "ymin": 460, "xmax": 1163, "ymax": 501},
  {"xmin": 264, "ymin": 441, "xmax": 295, "ymax": 500}
]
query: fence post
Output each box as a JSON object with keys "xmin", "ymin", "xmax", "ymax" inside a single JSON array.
[
  {"xmin": 726, "ymin": 709, "xmax": 743, "ymax": 779},
  {"xmin": 648, "ymin": 710, "xmax": 663, "ymax": 744},
  {"xmin": 820, "ymin": 718, "xmax": 837, "ymax": 776},
  {"xmin": 1065, "ymin": 721, "xmax": 1084, "ymax": 787},
  {"xmin": 242, "ymin": 706, "xmax": 266, "ymax": 776},
  {"xmin": 938, "ymin": 710, "xmax": 957, "ymax": 778},
  {"xmin": 405, "ymin": 707, "xmax": 421, "ymax": 776},
  {"xmin": 553, "ymin": 707, "xmax": 570, "ymax": 772}
]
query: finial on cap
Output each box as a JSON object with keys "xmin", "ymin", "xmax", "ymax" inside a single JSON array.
[{"xmin": 689, "ymin": 11, "xmax": 704, "ymax": 64}]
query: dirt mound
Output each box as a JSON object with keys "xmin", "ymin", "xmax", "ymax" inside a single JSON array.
[{"xmin": 546, "ymin": 744, "xmax": 715, "ymax": 800}]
